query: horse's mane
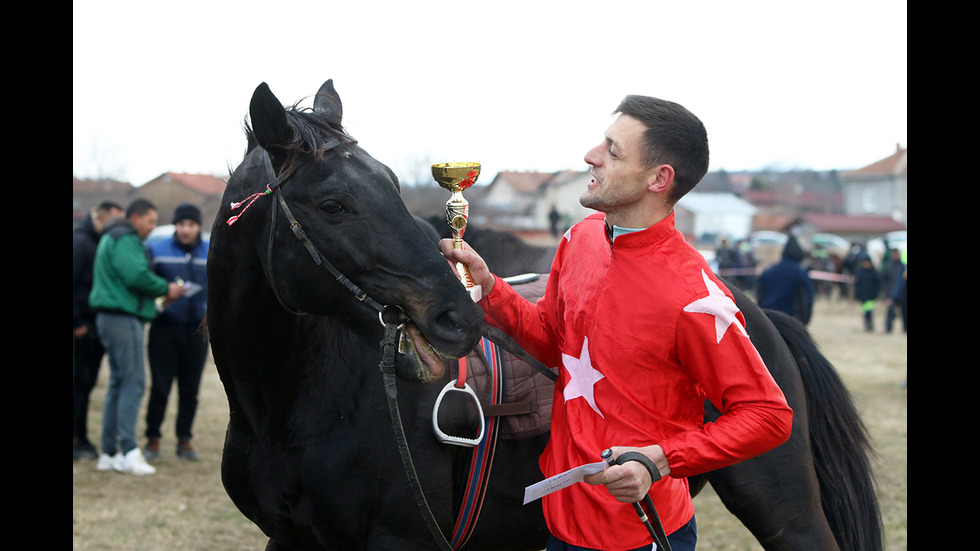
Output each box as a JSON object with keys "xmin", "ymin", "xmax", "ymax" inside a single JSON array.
[{"xmin": 243, "ymin": 101, "xmax": 357, "ymax": 166}]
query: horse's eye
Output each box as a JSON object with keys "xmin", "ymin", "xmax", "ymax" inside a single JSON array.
[{"xmin": 322, "ymin": 200, "xmax": 346, "ymax": 215}]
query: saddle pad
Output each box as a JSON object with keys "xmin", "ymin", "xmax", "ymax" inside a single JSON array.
[{"xmin": 463, "ymin": 274, "xmax": 555, "ymax": 439}]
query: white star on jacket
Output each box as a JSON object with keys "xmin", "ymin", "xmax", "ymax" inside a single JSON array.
[
  {"xmin": 561, "ymin": 337, "xmax": 605, "ymax": 418},
  {"xmin": 683, "ymin": 270, "xmax": 748, "ymax": 343}
]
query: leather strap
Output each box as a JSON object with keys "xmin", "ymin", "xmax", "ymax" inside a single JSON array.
[
  {"xmin": 617, "ymin": 451, "xmax": 662, "ymax": 483},
  {"xmin": 609, "ymin": 451, "xmax": 672, "ymax": 551}
]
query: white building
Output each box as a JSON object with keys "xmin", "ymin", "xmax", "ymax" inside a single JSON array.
[
  {"xmin": 675, "ymin": 192, "xmax": 758, "ymax": 244},
  {"xmin": 482, "ymin": 171, "xmax": 757, "ymax": 246}
]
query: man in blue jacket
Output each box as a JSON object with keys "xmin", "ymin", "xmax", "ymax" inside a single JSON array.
[
  {"xmin": 756, "ymin": 235, "xmax": 814, "ymax": 325},
  {"xmin": 144, "ymin": 204, "xmax": 210, "ymax": 462}
]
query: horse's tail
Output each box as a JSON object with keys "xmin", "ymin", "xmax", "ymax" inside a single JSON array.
[{"xmin": 766, "ymin": 310, "xmax": 883, "ymax": 551}]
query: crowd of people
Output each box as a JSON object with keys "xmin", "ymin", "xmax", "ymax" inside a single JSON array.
[
  {"xmin": 716, "ymin": 232, "xmax": 907, "ymax": 336},
  {"xmin": 73, "ymin": 199, "xmax": 210, "ymax": 476}
]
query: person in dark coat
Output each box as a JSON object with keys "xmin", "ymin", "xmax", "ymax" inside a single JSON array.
[
  {"xmin": 852, "ymin": 253, "xmax": 881, "ymax": 332},
  {"xmin": 880, "ymin": 247, "xmax": 906, "ymax": 333},
  {"xmin": 73, "ymin": 201, "xmax": 123, "ymax": 460},
  {"xmin": 888, "ymin": 266, "xmax": 907, "ymax": 334},
  {"xmin": 756, "ymin": 235, "xmax": 814, "ymax": 325}
]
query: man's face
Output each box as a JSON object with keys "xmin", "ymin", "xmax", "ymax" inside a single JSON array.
[
  {"xmin": 581, "ymin": 114, "xmax": 654, "ymax": 219},
  {"xmin": 131, "ymin": 209, "xmax": 159, "ymax": 240},
  {"xmin": 174, "ymin": 220, "xmax": 201, "ymax": 246}
]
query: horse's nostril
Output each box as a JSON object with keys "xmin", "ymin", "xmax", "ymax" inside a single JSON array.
[
  {"xmin": 436, "ymin": 310, "xmax": 463, "ymax": 333},
  {"xmin": 435, "ymin": 304, "xmax": 482, "ymax": 337}
]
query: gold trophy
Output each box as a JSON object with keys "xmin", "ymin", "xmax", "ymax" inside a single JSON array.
[{"xmin": 432, "ymin": 162, "xmax": 482, "ymax": 301}]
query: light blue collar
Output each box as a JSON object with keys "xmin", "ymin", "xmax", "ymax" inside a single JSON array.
[{"xmin": 611, "ymin": 225, "xmax": 645, "ymax": 242}]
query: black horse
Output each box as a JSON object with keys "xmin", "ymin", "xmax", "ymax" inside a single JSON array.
[
  {"xmin": 208, "ymin": 80, "xmax": 550, "ymax": 550},
  {"xmin": 208, "ymin": 79, "xmax": 880, "ymax": 551}
]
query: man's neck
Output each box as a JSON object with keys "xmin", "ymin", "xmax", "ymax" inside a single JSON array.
[{"xmin": 604, "ymin": 203, "xmax": 673, "ymax": 230}]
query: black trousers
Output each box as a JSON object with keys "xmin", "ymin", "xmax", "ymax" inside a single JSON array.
[
  {"xmin": 73, "ymin": 327, "xmax": 104, "ymax": 446},
  {"xmin": 145, "ymin": 322, "xmax": 209, "ymax": 443}
]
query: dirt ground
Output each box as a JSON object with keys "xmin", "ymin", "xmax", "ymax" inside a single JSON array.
[{"xmin": 72, "ymin": 297, "xmax": 907, "ymax": 550}]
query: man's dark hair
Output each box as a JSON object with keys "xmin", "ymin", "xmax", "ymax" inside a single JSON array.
[
  {"xmin": 97, "ymin": 200, "xmax": 123, "ymax": 213},
  {"xmin": 126, "ymin": 198, "xmax": 157, "ymax": 218},
  {"xmin": 614, "ymin": 95, "xmax": 710, "ymax": 203}
]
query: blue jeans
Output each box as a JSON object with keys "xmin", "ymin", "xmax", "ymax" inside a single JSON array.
[
  {"xmin": 546, "ymin": 515, "xmax": 697, "ymax": 551},
  {"xmin": 96, "ymin": 312, "xmax": 148, "ymax": 455}
]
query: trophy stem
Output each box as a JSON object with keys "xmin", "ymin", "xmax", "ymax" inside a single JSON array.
[{"xmin": 446, "ymin": 192, "xmax": 481, "ymax": 301}]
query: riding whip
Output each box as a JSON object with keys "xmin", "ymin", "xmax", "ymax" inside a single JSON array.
[{"xmin": 601, "ymin": 449, "xmax": 672, "ymax": 551}]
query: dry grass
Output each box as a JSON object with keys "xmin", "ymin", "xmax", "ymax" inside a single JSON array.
[{"xmin": 73, "ymin": 298, "xmax": 907, "ymax": 550}]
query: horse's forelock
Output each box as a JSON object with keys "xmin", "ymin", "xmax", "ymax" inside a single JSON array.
[
  {"xmin": 244, "ymin": 105, "xmax": 352, "ymax": 161},
  {"xmin": 285, "ymin": 108, "xmax": 352, "ymax": 158}
]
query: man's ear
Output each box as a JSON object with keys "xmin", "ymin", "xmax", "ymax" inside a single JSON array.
[{"xmin": 647, "ymin": 164, "xmax": 675, "ymax": 194}]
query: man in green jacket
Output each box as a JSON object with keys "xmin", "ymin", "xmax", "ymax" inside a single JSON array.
[{"xmin": 89, "ymin": 198, "xmax": 185, "ymax": 476}]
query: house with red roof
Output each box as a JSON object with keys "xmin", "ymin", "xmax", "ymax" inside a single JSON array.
[{"xmin": 841, "ymin": 144, "xmax": 907, "ymax": 226}]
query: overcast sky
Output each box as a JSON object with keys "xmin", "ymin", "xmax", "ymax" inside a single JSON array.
[{"xmin": 73, "ymin": 0, "xmax": 907, "ymax": 187}]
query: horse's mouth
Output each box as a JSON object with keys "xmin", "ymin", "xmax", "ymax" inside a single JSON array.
[{"xmin": 399, "ymin": 323, "xmax": 449, "ymax": 382}]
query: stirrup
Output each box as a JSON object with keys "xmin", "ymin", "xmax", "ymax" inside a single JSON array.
[{"xmin": 432, "ymin": 380, "xmax": 485, "ymax": 447}]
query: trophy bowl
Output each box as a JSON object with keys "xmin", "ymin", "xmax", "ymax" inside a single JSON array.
[{"xmin": 431, "ymin": 162, "xmax": 481, "ymax": 192}]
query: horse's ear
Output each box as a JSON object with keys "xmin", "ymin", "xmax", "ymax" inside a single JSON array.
[
  {"xmin": 313, "ymin": 79, "xmax": 343, "ymax": 128},
  {"xmin": 249, "ymin": 82, "xmax": 292, "ymax": 157}
]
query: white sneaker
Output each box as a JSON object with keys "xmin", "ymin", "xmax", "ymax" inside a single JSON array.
[
  {"xmin": 96, "ymin": 452, "xmax": 122, "ymax": 471},
  {"xmin": 115, "ymin": 447, "xmax": 156, "ymax": 476}
]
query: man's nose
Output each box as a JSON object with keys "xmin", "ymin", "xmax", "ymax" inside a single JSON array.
[{"xmin": 584, "ymin": 144, "xmax": 602, "ymax": 167}]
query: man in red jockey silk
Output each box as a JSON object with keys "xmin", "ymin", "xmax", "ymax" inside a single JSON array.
[{"xmin": 441, "ymin": 96, "xmax": 792, "ymax": 551}]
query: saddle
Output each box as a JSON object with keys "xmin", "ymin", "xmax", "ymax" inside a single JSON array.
[{"xmin": 451, "ymin": 273, "xmax": 555, "ymax": 440}]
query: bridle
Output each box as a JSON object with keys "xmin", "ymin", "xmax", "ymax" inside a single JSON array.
[
  {"xmin": 227, "ymin": 140, "xmax": 557, "ymax": 551},
  {"xmin": 231, "ymin": 139, "xmax": 387, "ymax": 318}
]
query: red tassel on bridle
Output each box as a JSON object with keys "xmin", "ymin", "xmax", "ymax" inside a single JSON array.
[{"xmin": 226, "ymin": 185, "xmax": 272, "ymax": 225}]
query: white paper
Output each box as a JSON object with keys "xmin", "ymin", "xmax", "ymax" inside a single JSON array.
[
  {"xmin": 181, "ymin": 281, "xmax": 203, "ymax": 297},
  {"xmin": 523, "ymin": 460, "xmax": 608, "ymax": 505}
]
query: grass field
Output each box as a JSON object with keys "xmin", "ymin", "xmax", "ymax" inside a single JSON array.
[{"xmin": 73, "ymin": 298, "xmax": 907, "ymax": 550}]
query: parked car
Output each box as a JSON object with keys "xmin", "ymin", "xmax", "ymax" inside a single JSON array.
[
  {"xmin": 145, "ymin": 224, "xmax": 211, "ymax": 246},
  {"xmin": 811, "ymin": 233, "xmax": 850, "ymax": 252},
  {"xmin": 867, "ymin": 230, "xmax": 907, "ymax": 266},
  {"xmin": 748, "ymin": 231, "xmax": 788, "ymax": 248}
]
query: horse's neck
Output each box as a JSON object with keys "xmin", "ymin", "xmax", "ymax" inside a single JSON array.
[{"xmin": 214, "ymin": 271, "xmax": 382, "ymax": 419}]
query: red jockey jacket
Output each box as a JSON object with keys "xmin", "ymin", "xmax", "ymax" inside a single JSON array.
[{"xmin": 480, "ymin": 211, "xmax": 792, "ymax": 550}]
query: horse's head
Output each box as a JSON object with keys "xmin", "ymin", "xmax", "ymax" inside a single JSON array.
[{"xmin": 217, "ymin": 79, "xmax": 483, "ymax": 382}]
